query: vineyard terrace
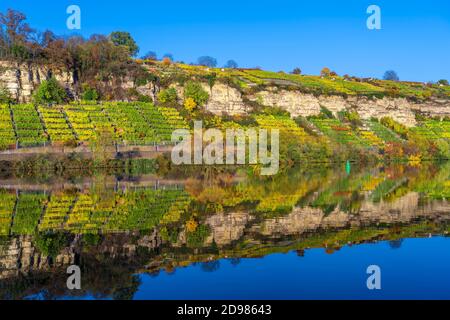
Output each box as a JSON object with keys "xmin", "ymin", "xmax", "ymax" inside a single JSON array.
[{"xmin": 171, "ymin": 121, "xmax": 280, "ymax": 175}]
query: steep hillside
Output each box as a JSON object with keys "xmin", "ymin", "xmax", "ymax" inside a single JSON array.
[{"xmin": 1, "ymin": 60, "xmax": 450, "ymax": 127}]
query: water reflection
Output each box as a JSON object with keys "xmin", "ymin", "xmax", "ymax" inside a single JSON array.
[{"xmin": 0, "ymin": 162, "xmax": 449, "ymax": 299}]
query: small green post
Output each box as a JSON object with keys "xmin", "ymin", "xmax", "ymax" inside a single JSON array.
[{"xmin": 346, "ymin": 160, "xmax": 351, "ymax": 175}]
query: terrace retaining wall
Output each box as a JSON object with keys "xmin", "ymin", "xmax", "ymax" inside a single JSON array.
[{"xmin": 0, "ymin": 144, "xmax": 172, "ymax": 161}]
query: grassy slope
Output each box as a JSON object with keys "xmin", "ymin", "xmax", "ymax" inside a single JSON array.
[{"xmin": 145, "ymin": 60, "xmax": 450, "ymax": 99}]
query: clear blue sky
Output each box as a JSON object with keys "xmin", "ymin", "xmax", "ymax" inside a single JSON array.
[{"xmin": 1, "ymin": 0, "xmax": 449, "ymax": 82}]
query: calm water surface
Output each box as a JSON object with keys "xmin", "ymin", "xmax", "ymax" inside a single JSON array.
[{"xmin": 0, "ymin": 162, "xmax": 448, "ymax": 300}]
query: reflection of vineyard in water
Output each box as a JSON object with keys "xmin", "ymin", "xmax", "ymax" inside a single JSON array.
[
  {"xmin": 0, "ymin": 188, "xmax": 191, "ymax": 235},
  {"xmin": 0, "ymin": 162, "xmax": 449, "ymax": 299}
]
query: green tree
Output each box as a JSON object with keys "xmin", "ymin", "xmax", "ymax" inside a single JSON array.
[
  {"xmin": 197, "ymin": 56, "xmax": 217, "ymax": 68},
  {"xmin": 292, "ymin": 67, "xmax": 302, "ymax": 75},
  {"xmin": 81, "ymin": 84, "xmax": 99, "ymax": 101},
  {"xmin": 157, "ymin": 87, "xmax": 178, "ymax": 104},
  {"xmin": 162, "ymin": 53, "xmax": 174, "ymax": 61},
  {"xmin": 383, "ymin": 70, "xmax": 400, "ymax": 81},
  {"xmin": 320, "ymin": 67, "xmax": 331, "ymax": 77},
  {"xmin": 32, "ymin": 78, "xmax": 67, "ymax": 105},
  {"xmin": 204, "ymin": 73, "xmax": 217, "ymax": 90},
  {"xmin": 35, "ymin": 232, "xmax": 69, "ymax": 258},
  {"xmin": 224, "ymin": 60, "xmax": 238, "ymax": 69},
  {"xmin": 184, "ymin": 81, "xmax": 209, "ymax": 107},
  {"xmin": 142, "ymin": 51, "xmax": 157, "ymax": 60},
  {"xmin": 109, "ymin": 31, "xmax": 139, "ymax": 57},
  {"xmin": 0, "ymin": 84, "xmax": 13, "ymax": 104}
]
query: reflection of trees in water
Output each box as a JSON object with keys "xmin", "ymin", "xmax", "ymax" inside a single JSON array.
[
  {"xmin": 0, "ymin": 234, "xmax": 151, "ymax": 300},
  {"xmin": 2, "ymin": 216, "xmax": 450, "ymax": 300},
  {"xmin": 388, "ymin": 239, "xmax": 404, "ymax": 249},
  {"xmin": 34, "ymin": 233, "xmax": 72, "ymax": 258},
  {"xmin": 296, "ymin": 250, "xmax": 305, "ymax": 257},
  {"xmin": 1, "ymin": 162, "xmax": 449, "ymax": 299},
  {"xmin": 229, "ymin": 258, "xmax": 241, "ymax": 266},
  {"xmin": 201, "ymin": 261, "xmax": 221, "ymax": 273},
  {"xmin": 111, "ymin": 275, "xmax": 141, "ymax": 300}
]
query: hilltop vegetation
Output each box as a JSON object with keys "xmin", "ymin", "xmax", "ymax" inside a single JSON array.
[
  {"xmin": 1, "ymin": 8, "xmax": 450, "ymax": 171},
  {"xmin": 135, "ymin": 60, "xmax": 450, "ymax": 101},
  {"xmin": 1, "ymin": 8, "xmax": 449, "ymax": 103}
]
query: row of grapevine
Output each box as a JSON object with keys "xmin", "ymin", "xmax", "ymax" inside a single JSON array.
[
  {"xmin": 11, "ymin": 192, "xmax": 47, "ymax": 235},
  {"xmin": 366, "ymin": 120, "xmax": 402, "ymax": 143},
  {"xmin": 103, "ymin": 103, "xmax": 159, "ymax": 144},
  {"xmin": 74, "ymin": 104, "xmax": 119, "ymax": 141},
  {"xmin": 0, "ymin": 104, "xmax": 16, "ymax": 150},
  {"xmin": 309, "ymin": 119, "xmax": 366, "ymax": 146},
  {"xmin": 2, "ymin": 103, "xmax": 450, "ymax": 151},
  {"xmin": 158, "ymin": 106, "xmax": 190, "ymax": 140},
  {"xmin": 39, "ymin": 193, "xmax": 76, "ymax": 231},
  {"xmin": 0, "ymin": 190, "xmax": 16, "ymax": 236},
  {"xmin": 255, "ymin": 114, "xmax": 308, "ymax": 140},
  {"xmin": 11, "ymin": 104, "xmax": 48, "ymax": 147},
  {"xmin": 134, "ymin": 103, "xmax": 181, "ymax": 143},
  {"xmin": 104, "ymin": 189, "xmax": 191, "ymax": 232},
  {"xmin": 37, "ymin": 106, "xmax": 76, "ymax": 143},
  {"xmin": 0, "ymin": 188, "xmax": 191, "ymax": 235},
  {"xmin": 1, "ymin": 103, "xmax": 190, "ymax": 148},
  {"xmin": 358, "ymin": 128, "xmax": 384, "ymax": 147},
  {"xmin": 419, "ymin": 120, "xmax": 450, "ymax": 140},
  {"xmin": 63, "ymin": 105, "xmax": 97, "ymax": 142}
]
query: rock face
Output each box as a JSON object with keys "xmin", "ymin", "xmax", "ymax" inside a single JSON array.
[
  {"xmin": 0, "ymin": 235, "xmax": 76, "ymax": 280},
  {"xmin": 203, "ymin": 83, "xmax": 249, "ymax": 115},
  {"xmin": 0, "ymin": 61, "xmax": 153, "ymax": 103},
  {"xmin": 205, "ymin": 212, "xmax": 251, "ymax": 246},
  {"xmin": 194, "ymin": 83, "xmax": 450, "ymax": 127},
  {"xmin": 0, "ymin": 231, "xmax": 161, "ymax": 280},
  {"xmin": 248, "ymin": 88, "xmax": 450, "ymax": 127},
  {"xmin": 250, "ymin": 192, "xmax": 450, "ymax": 239},
  {"xmin": 203, "ymin": 192, "xmax": 450, "ymax": 246},
  {"xmin": 2, "ymin": 60, "xmax": 449, "ymax": 127},
  {"xmin": 171, "ymin": 82, "xmax": 248, "ymax": 115},
  {"xmin": 0, "ymin": 61, "xmax": 74, "ymax": 103}
]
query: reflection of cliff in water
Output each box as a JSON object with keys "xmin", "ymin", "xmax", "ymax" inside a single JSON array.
[{"xmin": 0, "ymin": 162, "xmax": 449, "ymax": 299}]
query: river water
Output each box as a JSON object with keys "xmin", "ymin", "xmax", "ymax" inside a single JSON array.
[{"xmin": 0, "ymin": 162, "xmax": 448, "ymax": 299}]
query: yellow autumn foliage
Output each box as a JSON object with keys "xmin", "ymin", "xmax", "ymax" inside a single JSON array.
[
  {"xmin": 408, "ymin": 155, "xmax": 422, "ymax": 166},
  {"xmin": 184, "ymin": 97, "xmax": 197, "ymax": 112},
  {"xmin": 186, "ymin": 218, "xmax": 198, "ymax": 232}
]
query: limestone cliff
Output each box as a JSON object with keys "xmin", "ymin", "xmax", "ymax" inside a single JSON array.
[
  {"xmin": 181, "ymin": 82, "xmax": 450, "ymax": 127},
  {"xmin": 203, "ymin": 192, "xmax": 449, "ymax": 246},
  {"xmin": 250, "ymin": 88, "xmax": 450, "ymax": 127},
  {"xmin": 0, "ymin": 61, "xmax": 74, "ymax": 103}
]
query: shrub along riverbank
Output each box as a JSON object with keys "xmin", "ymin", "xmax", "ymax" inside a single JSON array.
[{"xmin": 0, "ymin": 155, "xmax": 157, "ymax": 181}]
